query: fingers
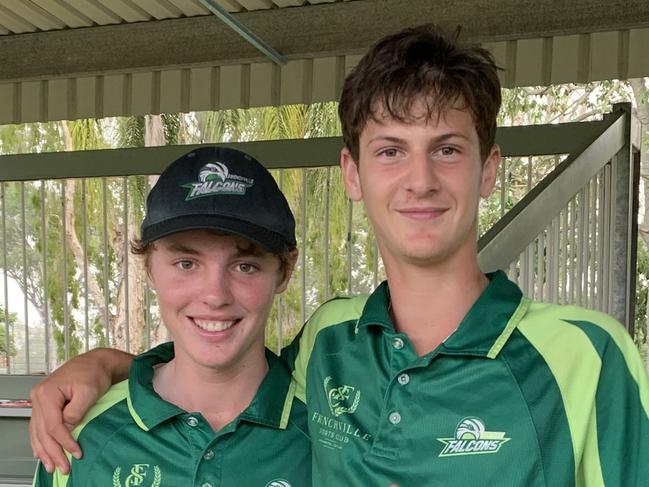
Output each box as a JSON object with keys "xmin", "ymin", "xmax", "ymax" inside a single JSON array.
[
  {"xmin": 28, "ymin": 348, "xmax": 131, "ymax": 475},
  {"xmin": 62, "ymin": 394, "xmax": 94, "ymax": 427},
  {"xmin": 29, "ymin": 418, "xmax": 53, "ymax": 474},
  {"xmin": 29, "ymin": 382, "xmax": 81, "ymax": 475},
  {"xmin": 31, "ymin": 420, "xmax": 76, "ymax": 475}
]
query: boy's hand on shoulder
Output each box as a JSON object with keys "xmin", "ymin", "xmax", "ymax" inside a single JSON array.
[{"xmin": 29, "ymin": 348, "xmax": 133, "ymax": 474}]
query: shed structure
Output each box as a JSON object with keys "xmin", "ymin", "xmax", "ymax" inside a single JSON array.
[
  {"xmin": 0, "ymin": 1, "xmax": 647, "ymax": 485},
  {"xmin": 1, "ymin": 0, "xmax": 649, "ymax": 123}
]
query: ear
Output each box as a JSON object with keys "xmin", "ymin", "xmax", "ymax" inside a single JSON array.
[
  {"xmin": 340, "ymin": 148, "xmax": 363, "ymax": 202},
  {"xmin": 275, "ymin": 248, "xmax": 299, "ymax": 294},
  {"xmin": 479, "ymin": 145, "xmax": 501, "ymax": 198}
]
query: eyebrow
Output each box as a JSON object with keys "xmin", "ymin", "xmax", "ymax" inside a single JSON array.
[
  {"xmin": 164, "ymin": 243, "xmax": 200, "ymax": 255},
  {"xmin": 433, "ymin": 132, "xmax": 471, "ymax": 143},
  {"xmin": 366, "ymin": 132, "xmax": 471, "ymax": 146},
  {"xmin": 234, "ymin": 241, "xmax": 267, "ymax": 258},
  {"xmin": 162, "ymin": 241, "xmax": 266, "ymax": 258}
]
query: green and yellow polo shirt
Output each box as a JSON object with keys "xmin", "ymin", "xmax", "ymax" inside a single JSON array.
[
  {"xmin": 286, "ymin": 271, "xmax": 649, "ymax": 486},
  {"xmin": 33, "ymin": 342, "xmax": 310, "ymax": 487}
]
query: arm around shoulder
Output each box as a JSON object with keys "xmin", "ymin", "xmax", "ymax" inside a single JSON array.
[{"xmin": 29, "ymin": 347, "xmax": 134, "ymax": 475}]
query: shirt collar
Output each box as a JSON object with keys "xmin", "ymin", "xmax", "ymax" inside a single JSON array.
[
  {"xmin": 127, "ymin": 342, "xmax": 294, "ymax": 431},
  {"xmin": 238, "ymin": 349, "xmax": 294, "ymax": 429},
  {"xmin": 356, "ymin": 270, "xmax": 529, "ymax": 358}
]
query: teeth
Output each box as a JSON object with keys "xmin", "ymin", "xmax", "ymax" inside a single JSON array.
[{"xmin": 193, "ymin": 319, "xmax": 235, "ymax": 332}]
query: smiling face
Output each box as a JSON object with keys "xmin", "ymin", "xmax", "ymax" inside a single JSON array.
[
  {"xmin": 341, "ymin": 101, "xmax": 500, "ymax": 273},
  {"xmin": 147, "ymin": 229, "xmax": 294, "ymax": 374}
]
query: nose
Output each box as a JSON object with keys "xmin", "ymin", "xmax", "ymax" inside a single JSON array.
[
  {"xmin": 199, "ymin": 266, "xmax": 234, "ymax": 308},
  {"xmin": 404, "ymin": 150, "xmax": 439, "ymax": 195}
]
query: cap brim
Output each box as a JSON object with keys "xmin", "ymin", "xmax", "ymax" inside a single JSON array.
[{"xmin": 141, "ymin": 215, "xmax": 293, "ymax": 253}]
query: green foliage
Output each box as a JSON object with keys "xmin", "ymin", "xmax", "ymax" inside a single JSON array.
[
  {"xmin": 69, "ymin": 119, "xmax": 104, "ymax": 150},
  {"xmin": 499, "ymin": 82, "xmax": 633, "ymax": 126},
  {"xmin": 635, "ymin": 239, "xmax": 649, "ymax": 358},
  {"xmin": 161, "ymin": 114, "xmax": 181, "ymax": 145},
  {"xmin": 118, "ymin": 116, "xmax": 145, "ymax": 147},
  {"xmin": 0, "ymin": 305, "xmax": 18, "ymax": 356}
]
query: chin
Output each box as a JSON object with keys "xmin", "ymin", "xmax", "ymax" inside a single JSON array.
[
  {"xmin": 403, "ymin": 255, "xmax": 444, "ymax": 267},
  {"xmin": 402, "ymin": 243, "xmax": 457, "ymax": 265},
  {"xmin": 402, "ymin": 242, "xmax": 444, "ymax": 259}
]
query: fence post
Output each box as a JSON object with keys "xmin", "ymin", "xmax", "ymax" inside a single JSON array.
[{"xmin": 609, "ymin": 103, "xmax": 640, "ymax": 333}]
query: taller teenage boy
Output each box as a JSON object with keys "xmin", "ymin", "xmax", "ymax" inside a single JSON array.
[
  {"xmin": 286, "ymin": 25, "xmax": 649, "ymax": 486},
  {"xmin": 30, "ymin": 25, "xmax": 649, "ymax": 486}
]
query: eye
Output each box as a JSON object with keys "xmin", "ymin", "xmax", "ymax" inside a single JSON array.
[
  {"xmin": 236, "ymin": 262, "xmax": 258, "ymax": 274},
  {"xmin": 378, "ymin": 147, "xmax": 400, "ymax": 158},
  {"xmin": 439, "ymin": 146, "xmax": 457, "ymax": 156},
  {"xmin": 174, "ymin": 260, "xmax": 195, "ymax": 271}
]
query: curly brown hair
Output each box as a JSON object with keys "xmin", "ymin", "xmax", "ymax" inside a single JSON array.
[{"xmin": 339, "ymin": 24, "xmax": 502, "ymax": 162}]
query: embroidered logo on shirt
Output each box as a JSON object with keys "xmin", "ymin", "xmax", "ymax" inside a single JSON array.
[
  {"xmin": 265, "ymin": 479, "xmax": 292, "ymax": 487},
  {"xmin": 183, "ymin": 162, "xmax": 254, "ymax": 200},
  {"xmin": 324, "ymin": 376, "xmax": 361, "ymax": 417},
  {"xmin": 437, "ymin": 417, "xmax": 510, "ymax": 458},
  {"xmin": 112, "ymin": 464, "xmax": 162, "ymax": 487}
]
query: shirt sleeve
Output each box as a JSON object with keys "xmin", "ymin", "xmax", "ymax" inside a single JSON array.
[
  {"xmin": 280, "ymin": 326, "xmax": 303, "ymax": 374},
  {"xmin": 280, "ymin": 327, "xmax": 307, "ymax": 403},
  {"xmin": 583, "ymin": 323, "xmax": 649, "ymax": 485},
  {"xmin": 281, "ymin": 296, "xmax": 365, "ymax": 403}
]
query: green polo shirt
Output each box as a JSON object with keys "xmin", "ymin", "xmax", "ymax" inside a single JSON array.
[
  {"xmin": 286, "ymin": 271, "xmax": 649, "ymax": 486},
  {"xmin": 33, "ymin": 342, "xmax": 311, "ymax": 487}
]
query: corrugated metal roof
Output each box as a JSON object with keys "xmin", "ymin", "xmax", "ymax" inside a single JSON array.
[
  {"xmin": 1, "ymin": 0, "xmax": 648, "ymax": 125},
  {"xmin": 0, "ymin": 0, "xmax": 342, "ymax": 34}
]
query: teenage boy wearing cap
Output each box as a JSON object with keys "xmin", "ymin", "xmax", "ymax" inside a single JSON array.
[
  {"xmin": 31, "ymin": 24, "xmax": 649, "ymax": 486},
  {"xmin": 32, "ymin": 147, "xmax": 310, "ymax": 487}
]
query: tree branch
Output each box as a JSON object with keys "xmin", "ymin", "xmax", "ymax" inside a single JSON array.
[{"xmin": 61, "ymin": 122, "xmax": 115, "ymax": 328}]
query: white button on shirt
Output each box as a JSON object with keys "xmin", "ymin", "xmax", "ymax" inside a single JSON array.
[{"xmin": 389, "ymin": 411, "xmax": 402, "ymax": 425}]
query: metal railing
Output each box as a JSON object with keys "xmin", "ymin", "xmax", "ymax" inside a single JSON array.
[{"xmin": 479, "ymin": 103, "xmax": 640, "ymax": 331}]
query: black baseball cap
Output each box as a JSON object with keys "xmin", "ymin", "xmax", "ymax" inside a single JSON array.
[{"xmin": 141, "ymin": 147, "xmax": 296, "ymax": 253}]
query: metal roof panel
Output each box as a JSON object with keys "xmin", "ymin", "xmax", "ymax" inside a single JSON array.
[
  {"xmin": 0, "ymin": 4, "xmax": 38, "ymax": 33},
  {"xmin": 57, "ymin": 0, "xmax": 122, "ymax": 26},
  {"xmin": 29, "ymin": 0, "xmax": 93, "ymax": 27}
]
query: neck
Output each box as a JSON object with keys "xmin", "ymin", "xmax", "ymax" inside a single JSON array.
[
  {"xmin": 383, "ymin": 250, "xmax": 488, "ymax": 356},
  {"xmin": 152, "ymin": 347, "xmax": 268, "ymax": 431}
]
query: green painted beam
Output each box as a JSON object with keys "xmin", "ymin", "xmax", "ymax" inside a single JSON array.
[{"xmin": 0, "ymin": 118, "xmax": 615, "ymax": 181}]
